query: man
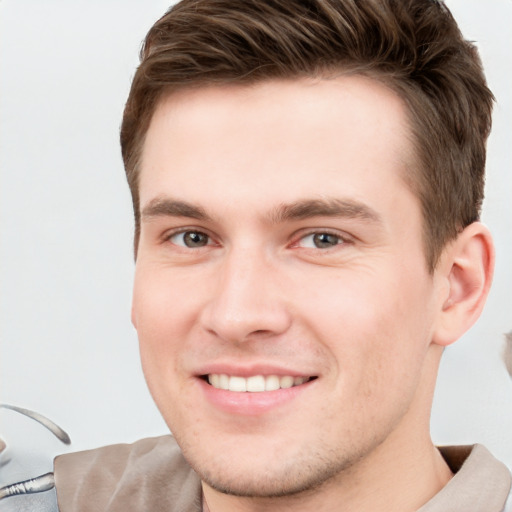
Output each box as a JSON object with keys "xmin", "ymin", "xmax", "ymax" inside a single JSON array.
[{"xmin": 51, "ymin": 0, "xmax": 509, "ymax": 510}]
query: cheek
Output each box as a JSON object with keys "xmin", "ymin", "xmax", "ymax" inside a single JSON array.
[
  {"xmin": 133, "ymin": 265, "xmax": 201, "ymax": 338},
  {"xmin": 132, "ymin": 268, "xmax": 197, "ymax": 391},
  {"xmin": 301, "ymin": 269, "xmax": 433, "ymax": 393}
]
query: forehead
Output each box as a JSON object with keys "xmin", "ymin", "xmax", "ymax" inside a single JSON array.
[{"xmin": 139, "ymin": 76, "xmax": 417, "ymax": 217}]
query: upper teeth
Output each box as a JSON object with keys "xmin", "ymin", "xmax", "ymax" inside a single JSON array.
[{"xmin": 208, "ymin": 374, "xmax": 310, "ymax": 392}]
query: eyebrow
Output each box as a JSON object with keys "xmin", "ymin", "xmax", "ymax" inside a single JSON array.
[
  {"xmin": 141, "ymin": 198, "xmax": 212, "ymax": 221},
  {"xmin": 268, "ymin": 198, "xmax": 382, "ymax": 224},
  {"xmin": 140, "ymin": 196, "xmax": 381, "ymax": 225}
]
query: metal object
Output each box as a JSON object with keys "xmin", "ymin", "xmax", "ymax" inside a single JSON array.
[
  {"xmin": 0, "ymin": 473, "xmax": 55, "ymax": 500},
  {"xmin": 0, "ymin": 404, "xmax": 71, "ymax": 501},
  {"xmin": 0, "ymin": 404, "xmax": 71, "ymax": 445}
]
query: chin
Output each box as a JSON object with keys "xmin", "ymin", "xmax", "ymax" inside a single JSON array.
[{"xmin": 181, "ymin": 440, "xmax": 353, "ymax": 499}]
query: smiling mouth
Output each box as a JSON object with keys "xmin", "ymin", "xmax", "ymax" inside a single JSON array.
[{"xmin": 203, "ymin": 374, "xmax": 316, "ymax": 392}]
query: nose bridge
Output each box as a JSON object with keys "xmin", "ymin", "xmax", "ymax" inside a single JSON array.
[{"xmin": 200, "ymin": 244, "xmax": 290, "ymax": 343}]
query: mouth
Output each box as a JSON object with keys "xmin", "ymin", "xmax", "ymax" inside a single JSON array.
[{"xmin": 202, "ymin": 374, "xmax": 317, "ymax": 392}]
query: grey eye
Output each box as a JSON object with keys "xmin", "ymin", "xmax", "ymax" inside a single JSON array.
[
  {"xmin": 312, "ymin": 233, "xmax": 340, "ymax": 248},
  {"xmin": 298, "ymin": 232, "xmax": 342, "ymax": 249},
  {"xmin": 171, "ymin": 231, "xmax": 210, "ymax": 248}
]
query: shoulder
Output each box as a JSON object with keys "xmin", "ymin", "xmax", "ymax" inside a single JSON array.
[
  {"xmin": 54, "ymin": 435, "xmax": 201, "ymax": 512},
  {"xmin": 504, "ymin": 471, "xmax": 512, "ymax": 512},
  {"xmin": 419, "ymin": 445, "xmax": 512, "ymax": 512}
]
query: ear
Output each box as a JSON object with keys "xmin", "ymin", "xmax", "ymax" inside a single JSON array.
[
  {"xmin": 131, "ymin": 301, "xmax": 138, "ymax": 329},
  {"xmin": 432, "ymin": 222, "xmax": 494, "ymax": 347}
]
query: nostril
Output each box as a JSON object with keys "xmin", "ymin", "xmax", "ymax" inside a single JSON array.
[{"xmin": 249, "ymin": 329, "xmax": 273, "ymax": 338}]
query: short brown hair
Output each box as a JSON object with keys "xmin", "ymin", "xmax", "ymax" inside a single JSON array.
[{"xmin": 121, "ymin": 0, "xmax": 493, "ymax": 269}]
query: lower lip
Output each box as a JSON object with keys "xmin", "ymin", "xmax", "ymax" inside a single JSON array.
[{"xmin": 198, "ymin": 378, "xmax": 314, "ymax": 416}]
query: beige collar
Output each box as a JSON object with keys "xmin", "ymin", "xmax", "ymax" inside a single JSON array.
[{"xmin": 417, "ymin": 445, "xmax": 511, "ymax": 512}]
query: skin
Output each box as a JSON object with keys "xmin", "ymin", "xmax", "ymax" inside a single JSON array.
[{"xmin": 132, "ymin": 77, "xmax": 493, "ymax": 511}]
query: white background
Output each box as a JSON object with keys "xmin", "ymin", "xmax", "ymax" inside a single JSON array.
[{"xmin": 1, "ymin": 0, "xmax": 511, "ymax": 472}]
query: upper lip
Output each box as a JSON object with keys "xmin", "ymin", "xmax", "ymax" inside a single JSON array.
[{"xmin": 195, "ymin": 362, "xmax": 316, "ymax": 378}]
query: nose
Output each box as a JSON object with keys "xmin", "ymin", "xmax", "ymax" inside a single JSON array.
[{"xmin": 199, "ymin": 248, "xmax": 291, "ymax": 344}]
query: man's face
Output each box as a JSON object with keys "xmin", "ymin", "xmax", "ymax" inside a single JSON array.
[{"xmin": 132, "ymin": 77, "xmax": 445, "ymax": 497}]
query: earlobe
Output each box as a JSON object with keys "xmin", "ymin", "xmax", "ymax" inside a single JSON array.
[{"xmin": 432, "ymin": 222, "xmax": 494, "ymax": 347}]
